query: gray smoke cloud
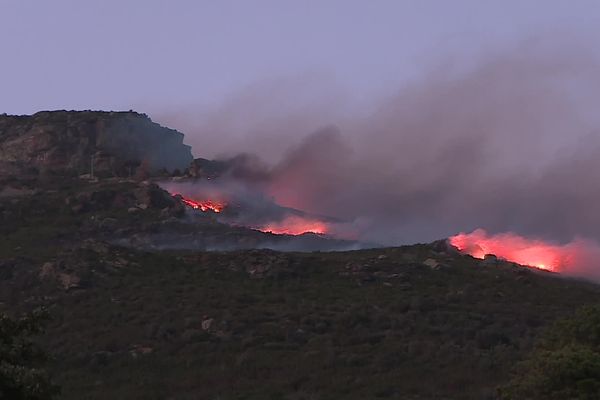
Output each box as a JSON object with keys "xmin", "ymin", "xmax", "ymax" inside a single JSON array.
[{"xmin": 155, "ymin": 41, "xmax": 600, "ymax": 247}]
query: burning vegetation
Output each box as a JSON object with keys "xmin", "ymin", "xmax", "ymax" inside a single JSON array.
[
  {"xmin": 167, "ymin": 182, "xmax": 600, "ymax": 282},
  {"xmin": 173, "ymin": 193, "xmax": 226, "ymax": 213},
  {"xmin": 168, "ymin": 188, "xmax": 333, "ymax": 236},
  {"xmin": 256, "ymin": 215, "xmax": 329, "ymax": 235},
  {"xmin": 449, "ymin": 228, "xmax": 600, "ymax": 281},
  {"xmin": 449, "ymin": 229, "xmax": 565, "ymax": 272}
]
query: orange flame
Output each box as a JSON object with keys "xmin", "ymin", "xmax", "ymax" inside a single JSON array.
[
  {"xmin": 449, "ymin": 229, "xmax": 573, "ymax": 271},
  {"xmin": 174, "ymin": 194, "xmax": 226, "ymax": 213},
  {"xmin": 257, "ymin": 216, "xmax": 329, "ymax": 235},
  {"xmin": 172, "ymin": 192, "xmax": 329, "ymax": 235}
]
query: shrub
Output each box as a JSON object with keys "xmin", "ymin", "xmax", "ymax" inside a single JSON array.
[
  {"xmin": 0, "ymin": 308, "xmax": 59, "ymax": 399},
  {"xmin": 500, "ymin": 305, "xmax": 600, "ymax": 400}
]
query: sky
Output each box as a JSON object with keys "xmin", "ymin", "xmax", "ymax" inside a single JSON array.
[{"xmin": 2, "ymin": 0, "xmax": 600, "ymax": 116}]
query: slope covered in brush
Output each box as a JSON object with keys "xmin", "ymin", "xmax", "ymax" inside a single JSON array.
[{"xmin": 2, "ymin": 184, "xmax": 600, "ymax": 399}]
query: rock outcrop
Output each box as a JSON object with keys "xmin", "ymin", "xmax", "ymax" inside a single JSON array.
[{"xmin": 0, "ymin": 110, "xmax": 193, "ymax": 177}]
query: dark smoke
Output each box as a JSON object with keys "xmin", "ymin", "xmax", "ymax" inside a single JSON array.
[{"xmin": 156, "ymin": 42, "xmax": 600, "ymax": 247}]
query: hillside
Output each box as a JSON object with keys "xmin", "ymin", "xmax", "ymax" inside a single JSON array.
[
  {"xmin": 1, "ymin": 112, "xmax": 600, "ymax": 399},
  {"xmin": 0, "ymin": 178, "xmax": 599, "ymax": 399}
]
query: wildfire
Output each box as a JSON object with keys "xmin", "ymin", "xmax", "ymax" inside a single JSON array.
[
  {"xmin": 172, "ymin": 193, "xmax": 329, "ymax": 235},
  {"xmin": 449, "ymin": 229, "xmax": 573, "ymax": 272},
  {"xmin": 257, "ymin": 215, "xmax": 329, "ymax": 235},
  {"xmin": 174, "ymin": 194, "xmax": 226, "ymax": 213}
]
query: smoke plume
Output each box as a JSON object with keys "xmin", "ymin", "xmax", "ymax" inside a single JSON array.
[{"xmin": 155, "ymin": 42, "xmax": 600, "ymax": 269}]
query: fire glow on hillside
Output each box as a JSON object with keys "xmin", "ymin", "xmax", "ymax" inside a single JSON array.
[
  {"xmin": 449, "ymin": 229, "xmax": 572, "ymax": 272},
  {"xmin": 173, "ymin": 194, "xmax": 226, "ymax": 213},
  {"xmin": 256, "ymin": 215, "xmax": 329, "ymax": 235},
  {"xmin": 172, "ymin": 192, "xmax": 330, "ymax": 236}
]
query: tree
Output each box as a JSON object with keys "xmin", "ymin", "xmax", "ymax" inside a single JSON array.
[
  {"xmin": 0, "ymin": 308, "xmax": 59, "ymax": 399},
  {"xmin": 499, "ymin": 305, "xmax": 600, "ymax": 399}
]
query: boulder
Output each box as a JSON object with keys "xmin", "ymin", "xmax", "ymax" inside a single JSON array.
[
  {"xmin": 482, "ymin": 254, "xmax": 499, "ymax": 266},
  {"xmin": 423, "ymin": 258, "xmax": 449, "ymax": 270},
  {"xmin": 423, "ymin": 258, "xmax": 440, "ymax": 269}
]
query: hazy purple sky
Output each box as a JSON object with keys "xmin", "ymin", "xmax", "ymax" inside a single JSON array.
[{"xmin": 2, "ymin": 0, "xmax": 599, "ymax": 115}]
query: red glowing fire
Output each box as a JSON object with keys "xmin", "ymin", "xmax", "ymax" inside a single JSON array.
[
  {"xmin": 174, "ymin": 194, "xmax": 226, "ymax": 213},
  {"xmin": 449, "ymin": 229, "xmax": 573, "ymax": 272},
  {"xmin": 172, "ymin": 192, "xmax": 329, "ymax": 235},
  {"xmin": 256, "ymin": 216, "xmax": 329, "ymax": 235}
]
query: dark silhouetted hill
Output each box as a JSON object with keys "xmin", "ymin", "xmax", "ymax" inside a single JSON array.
[{"xmin": 0, "ymin": 110, "xmax": 193, "ymax": 178}]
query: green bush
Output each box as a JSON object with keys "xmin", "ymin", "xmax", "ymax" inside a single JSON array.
[{"xmin": 500, "ymin": 305, "xmax": 600, "ymax": 400}]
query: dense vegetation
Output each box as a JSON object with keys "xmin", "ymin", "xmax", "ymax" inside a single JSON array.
[
  {"xmin": 0, "ymin": 309, "xmax": 58, "ymax": 399},
  {"xmin": 500, "ymin": 305, "xmax": 600, "ymax": 399},
  {"xmin": 2, "ymin": 179, "xmax": 600, "ymax": 399}
]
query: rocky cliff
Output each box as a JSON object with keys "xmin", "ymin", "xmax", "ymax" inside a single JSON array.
[{"xmin": 0, "ymin": 110, "xmax": 193, "ymax": 177}]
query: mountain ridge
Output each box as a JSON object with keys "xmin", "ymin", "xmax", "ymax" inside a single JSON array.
[{"xmin": 0, "ymin": 110, "xmax": 193, "ymax": 178}]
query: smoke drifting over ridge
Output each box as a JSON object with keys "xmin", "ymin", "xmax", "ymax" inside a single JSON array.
[{"xmin": 156, "ymin": 44, "xmax": 600, "ymax": 251}]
